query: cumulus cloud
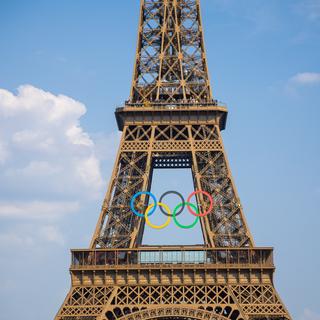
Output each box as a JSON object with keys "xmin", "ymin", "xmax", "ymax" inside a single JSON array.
[
  {"xmin": 301, "ymin": 308, "xmax": 320, "ymax": 320},
  {"xmin": 0, "ymin": 85, "xmax": 120, "ymax": 247},
  {"xmin": 290, "ymin": 72, "xmax": 320, "ymax": 85},
  {"xmin": 0, "ymin": 85, "xmax": 104, "ymax": 200}
]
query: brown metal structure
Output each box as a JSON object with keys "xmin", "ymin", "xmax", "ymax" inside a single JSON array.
[{"xmin": 55, "ymin": 1, "xmax": 291, "ymax": 319}]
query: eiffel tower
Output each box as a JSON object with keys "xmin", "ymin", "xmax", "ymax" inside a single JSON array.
[{"xmin": 55, "ymin": 1, "xmax": 291, "ymax": 319}]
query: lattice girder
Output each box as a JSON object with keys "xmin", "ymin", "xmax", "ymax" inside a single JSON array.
[
  {"xmin": 90, "ymin": 124, "xmax": 253, "ymax": 249},
  {"xmin": 56, "ymin": 283, "xmax": 289, "ymax": 320},
  {"xmin": 130, "ymin": 0, "xmax": 212, "ymax": 104},
  {"xmin": 56, "ymin": 1, "xmax": 291, "ymax": 320}
]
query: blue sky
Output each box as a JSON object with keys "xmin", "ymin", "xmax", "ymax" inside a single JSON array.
[{"xmin": 0, "ymin": 1, "xmax": 319, "ymax": 319}]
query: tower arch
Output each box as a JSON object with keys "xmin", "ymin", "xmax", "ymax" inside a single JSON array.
[{"xmin": 115, "ymin": 307, "xmax": 233, "ymax": 320}]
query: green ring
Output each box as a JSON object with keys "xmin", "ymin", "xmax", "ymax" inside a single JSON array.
[{"xmin": 173, "ymin": 202, "xmax": 200, "ymax": 229}]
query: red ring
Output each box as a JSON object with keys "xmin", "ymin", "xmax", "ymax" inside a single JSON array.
[{"xmin": 187, "ymin": 190, "xmax": 214, "ymax": 217}]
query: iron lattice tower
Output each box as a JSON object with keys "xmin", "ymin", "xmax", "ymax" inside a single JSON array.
[{"xmin": 55, "ymin": 1, "xmax": 291, "ymax": 320}]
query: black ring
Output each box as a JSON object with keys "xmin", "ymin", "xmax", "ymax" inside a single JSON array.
[{"xmin": 159, "ymin": 191, "xmax": 185, "ymax": 217}]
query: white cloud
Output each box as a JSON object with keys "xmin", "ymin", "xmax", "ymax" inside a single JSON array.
[
  {"xmin": 301, "ymin": 308, "xmax": 320, "ymax": 320},
  {"xmin": 66, "ymin": 125, "xmax": 93, "ymax": 146},
  {"xmin": 0, "ymin": 85, "xmax": 120, "ymax": 250},
  {"xmin": 0, "ymin": 85, "xmax": 104, "ymax": 199},
  {"xmin": 75, "ymin": 155, "xmax": 104, "ymax": 189},
  {"xmin": 0, "ymin": 85, "xmax": 85, "ymax": 120},
  {"xmin": 7, "ymin": 160, "xmax": 61, "ymax": 177},
  {"xmin": 290, "ymin": 72, "xmax": 320, "ymax": 85},
  {"xmin": 0, "ymin": 201, "xmax": 79, "ymax": 220},
  {"xmin": 12, "ymin": 130, "xmax": 55, "ymax": 151}
]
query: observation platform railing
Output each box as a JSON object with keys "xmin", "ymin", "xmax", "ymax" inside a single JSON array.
[
  {"xmin": 125, "ymin": 100, "xmax": 220, "ymax": 107},
  {"xmin": 70, "ymin": 247, "xmax": 274, "ymax": 269},
  {"xmin": 115, "ymin": 99, "xmax": 229, "ymax": 130},
  {"xmin": 122, "ymin": 99, "xmax": 227, "ymax": 108}
]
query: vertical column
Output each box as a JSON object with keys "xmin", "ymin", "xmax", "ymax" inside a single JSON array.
[
  {"xmin": 130, "ymin": 126, "xmax": 156, "ymax": 247},
  {"xmin": 187, "ymin": 124, "xmax": 215, "ymax": 247},
  {"xmin": 91, "ymin": 126, "xmax": 154, "ymax": 248},
  {"xmin": 187, "ymin": 124, "xmax": 254, "ymax": 247},
  {"xmin": 90, "ymin": 127, "xmax": 127, "ymax": 248}
]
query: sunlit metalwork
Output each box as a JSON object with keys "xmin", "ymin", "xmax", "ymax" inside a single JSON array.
[{"xmin": 55, "ymin": 1, "xmax": 291, "ymax": 319}]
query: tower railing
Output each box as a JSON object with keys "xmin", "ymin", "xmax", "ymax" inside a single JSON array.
[
  {"xmin": 70, "ymin": 247, "xmax": 274, "ymax": 269},
  {"xmin": 123, "ymin": 99, "xmax": 222, "ymax": 108}
]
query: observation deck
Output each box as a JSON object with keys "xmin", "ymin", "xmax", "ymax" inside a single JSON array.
[
  {"xmin": 71, "ymin": 246, "xmax": 274, "ymax": 270},
  {"xmin": 115, "ymin": 101, "xmax": 228, "ymax": 131},
  {"xmin": 69, "ymin": 247, "xmax": 275, "ymax": 288}
]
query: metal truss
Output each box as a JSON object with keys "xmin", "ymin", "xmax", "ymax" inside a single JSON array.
[
  {"xmin": 55, "ymin": 246, "xmax": 290, "ymax": 320},
  {"xmin": 90, "ymin": 124, "xmax": 253, "ymax": 249},
  {"xmin": 57, "ymin": 285, "xmax": 288, "ymax": 320},
  {"xmin": 55, "ymin": 0, "xmax": 291, "ymax": 319},
  {"xmin": 130, "ymin": 0, "xmax": 213, "ymax": 104}
]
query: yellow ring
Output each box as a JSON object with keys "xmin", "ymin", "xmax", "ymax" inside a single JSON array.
[{"xmin": 145, "ymin": 202, "xmax": 171, "ymax": 229}]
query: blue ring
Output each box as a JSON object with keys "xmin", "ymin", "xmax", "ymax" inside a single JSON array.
[{"xmin": 130, "ymin": 191, "xmax": 157, "ymax": 217}]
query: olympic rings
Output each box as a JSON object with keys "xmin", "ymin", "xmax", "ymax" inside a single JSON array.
[
  {"xmin": 130, "ymin": 190, "xmax": 214, "ymax": 229},
  {"xmin": 173, "ymin": 202, "xmax": 199, "ymax": 229},
  {"xmin": 130, "ymin": 191, "xmax": 157, "ymax": 217},
  {"xmin": 159, "ymin": 190, "xmax": 185, "ymax": 217},
  {"xmin": 187, "ymin": 190, "xmax": 213, "ymax": 217},
  {"xmin": 145, "ymin": 202, "xmax": 171, "ymax": 229}
]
